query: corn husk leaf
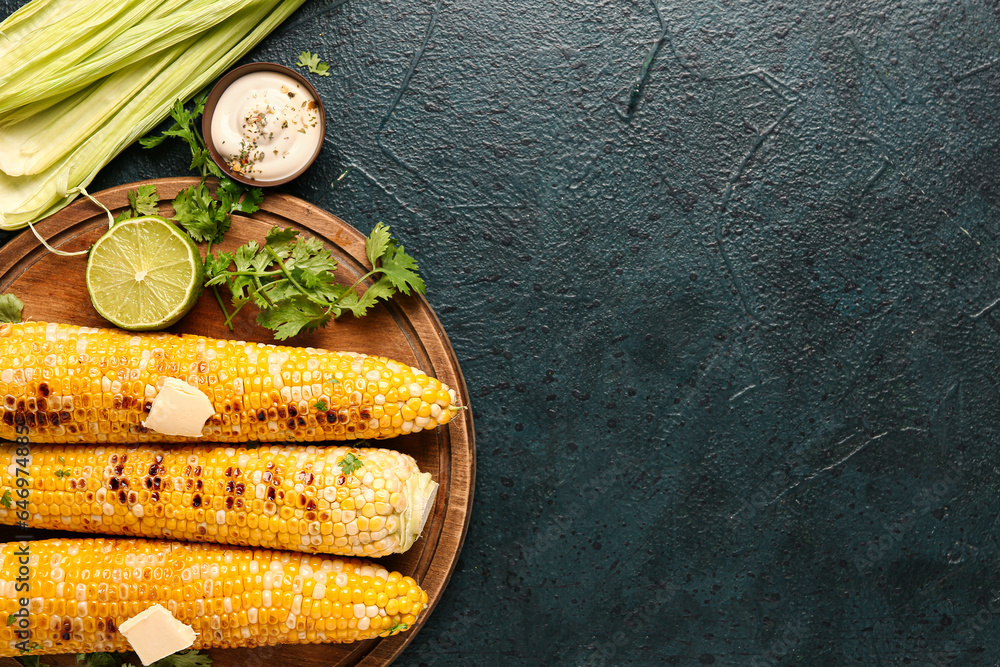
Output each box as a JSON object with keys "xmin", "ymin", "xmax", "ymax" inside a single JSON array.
[{"xmin": 0, "ymin": 0, "xmax": 310, "ymax": 229}]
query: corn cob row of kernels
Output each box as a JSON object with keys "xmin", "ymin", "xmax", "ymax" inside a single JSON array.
[
  {"xmin": 0, "ymin": 321, "xmax": 462, "ymax": 443},
  {"xmin": 0, "ymin": 537, "xmax": 428, "ymax": 656},
  {"xmin": 0, "ymin": 443, "xmax": 438, "ymax": 557}
]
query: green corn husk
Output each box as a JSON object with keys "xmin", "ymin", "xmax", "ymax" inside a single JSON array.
[
  {"xmin": 0, "ymin": 0, "xmax": 272, "ymax": 115},
  {"xmin": 0, "ymin": 52, "xmax": 185, "ymax": 176},
  {"xmin": 0, "ymin": 0, "xmax": 107, "ymax": 58},
  {"xmin": 0, "ymin": 0, "xmax": 310, "ymax": 230}
]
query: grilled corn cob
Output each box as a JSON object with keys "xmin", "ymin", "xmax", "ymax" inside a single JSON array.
[
  {"xmin": 0, "ymin": 443, "xmax": 438, "ymax": 557},
  {"xmin": 0, "ymin": 321, "xmax": 461, "ymax": 443},
  {"xmin": 0, "ymin": 537, "xmax": 428, "ymax": 656}
]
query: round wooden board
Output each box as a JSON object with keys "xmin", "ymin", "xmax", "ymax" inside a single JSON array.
[{"xmin": 0, "ymin": 178, "xmax": 475, "ymax": 667}]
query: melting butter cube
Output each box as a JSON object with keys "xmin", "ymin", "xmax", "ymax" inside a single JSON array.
[
  {"xmin": 118, "ymin": 603, "xmax": 197, "ymax": 665},
  {"xmin": 142, "ymin": 377, "xmax": 215, "ymax": 437}
]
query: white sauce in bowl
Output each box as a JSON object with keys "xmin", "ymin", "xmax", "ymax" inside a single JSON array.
[{"xmin": 210, "ymin": 71, "xmax": 322, "ymax": 182}]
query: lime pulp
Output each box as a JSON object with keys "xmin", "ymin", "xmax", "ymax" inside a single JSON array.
[{"xmin": 85, "ymin": 216, "xmax": 203, "ymax": 330}]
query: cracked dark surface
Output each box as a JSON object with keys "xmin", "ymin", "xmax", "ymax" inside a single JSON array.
[{"xmin": 3, "ymin": 0, "xmax": 1000, "ymax": 664}]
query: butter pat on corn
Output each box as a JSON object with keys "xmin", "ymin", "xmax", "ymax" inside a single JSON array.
[
  {"xmin": 118, "ymin": 603, "xmax": 197, "ymax": 665},
  {"xmin": 142, "ymin": 378, "xmax": 214, "ymax": 437}
]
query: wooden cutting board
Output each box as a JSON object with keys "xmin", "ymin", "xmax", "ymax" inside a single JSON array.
[{"xmin": 0, "ymin": 178, "xmax": 475, "ymax": 667}]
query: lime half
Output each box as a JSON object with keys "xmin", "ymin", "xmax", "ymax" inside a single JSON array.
[{"xmin": 86, "ymin": 216, "xmax": 203, "ymax": 330}]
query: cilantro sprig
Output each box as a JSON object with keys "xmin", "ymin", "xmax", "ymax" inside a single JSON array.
[
  {"xmin": 205, "ymin": 222, "xmax": 425, "ymax": 340},
  {"xmin": 296, "ymin": 51, "xmax": 330, "ymax": 76},
  {"xmin": 168, "ymin": 178, "xmax": 263, "ymax": 245},
  {"xmin": 338, "ymin": 452, "xmax": 364, "ymax": 475},
  {"xmin": 139, "ymin": 94, "xmax": 220, "ymax": 179}
]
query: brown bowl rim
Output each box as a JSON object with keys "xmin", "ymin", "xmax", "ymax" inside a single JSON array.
[{"xmin": 202, "ymin": 62, "xmax": 326, "ymax": 187}]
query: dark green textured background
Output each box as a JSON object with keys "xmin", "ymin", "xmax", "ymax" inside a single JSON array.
[{"xmin": 3, "ymin": 0, "xmax": 1000, "ymax": 665}]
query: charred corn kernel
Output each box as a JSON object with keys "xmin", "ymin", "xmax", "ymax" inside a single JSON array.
[
  {"xmin": 0, "ymin": 444, "xmax": 439, "ymax": 558},
  {"xmin": 0, "ymin": 322, "xmax": 462, "ymax": 443},
  {"xmin": 0, "ymin": 537, "xmax": 428, "ymax": 657}
]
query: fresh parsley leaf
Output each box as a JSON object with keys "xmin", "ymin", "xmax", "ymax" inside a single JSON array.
[
  {"xmin": 191, "ymin": 93, "xmax": 207, "ymax": 118},
  {"xmin": 114, "ymin": 184, "xmax": 162, "ymax": 224},
  {"xmin": 365, "ymin": 222, "xmax": 392, "ymax": 267},
  {"xmin": 314, "ymin": 400, "xmax": 327, "ymax": 411},
  {"xmin": 264, "ymin": 226, "xmax": 299, "ymax": 255},
  {"xmin": 386, "ymin": 622, "xmax": 409, "ymax": 634},
  {"xmin": 129, "ymin": 184, "xmax": 160, "ymax": 216},
  {"xmin": 171, "ymin": 183, "xmax": 226, "ymax": 243},
  {"xmin": 204, "ymin": 224, "xmax": 426, "ymax": 340},
  {"xmin": 218, "ymin": 179, "xmax": 263, "ymax": 216},
  {"xmin": 338, "ymin": 452, "xmax": 363, "ymax": 475},
  {"xmin": 256, "ymin": 296, "xmax": 333, "ymax": 340},
  {"xmin": 141, "ymin": 96, "xmax": 208, "ymax": 167},
  {"xmin": 0, "ymin": 293, "xmax": 23, "ymax": 323},
  {"xmin": 0, "ymin": 489, "xmax": 11, "ymax": 508},
  {"xmin": 340, "ymin": 224, "xmax": 425, "ymax": 316},
  {"xmin": 6, "ymin": 613, "xmax": 15, "ymax": 626},
  {"xmin": 171, "ymin": 179, "xmax": 261, "ymax": 246},
  {"xmin": 335, "ymin": 277, "xmax": 395, "ymax": 319},
  {"xmin": 296, "ymin": 51, "xmax": 330, "ymax": 76},
  {"xmin": 377, "ymin": 242, "xmax": 425, "ymax": 296},
  {"xmin": 138, "ymin": 134, "xmax": 167, "ymax": 150},
  {"xmin": 204, "ymin": 250, "xmax": 234, "ymax": 282}
]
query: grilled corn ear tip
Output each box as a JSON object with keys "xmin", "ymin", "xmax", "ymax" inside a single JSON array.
[{"xmin": 400, "ymin": 472, "xmax": 439, "ymax": 552}]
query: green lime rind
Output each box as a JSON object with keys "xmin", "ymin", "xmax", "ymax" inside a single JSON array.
[{"xmin": 85, "ymin": 215, "xmax": 203, "ymax": 331}]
